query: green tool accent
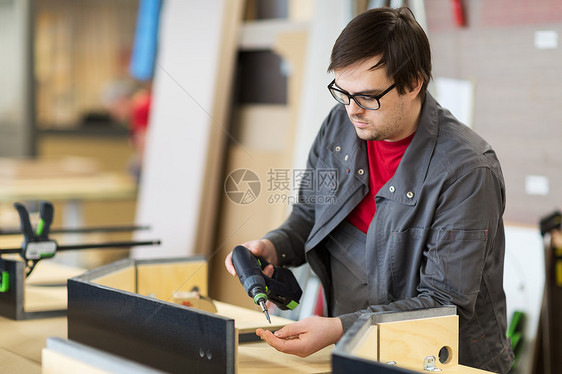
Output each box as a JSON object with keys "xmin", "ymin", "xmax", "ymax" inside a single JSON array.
[
  {"xmin": 285, "ymin": 300, "xmax": 299, "ymax": 310},
  {"xmin": 253, "ymin": 293, "xmax": 268, "ymax": 305},
  {"xmin": 0, "ymin": 271, "xmax": 10, "ymax": 293},
  {"xmin": 40, "ymin": 252, "xmax": 56, "ymax": 259},
  {"xmin": 35, "ymin": 219, "xmax": 45, "ymax": 236},
  {"xmin": 507, "ymin": 310, "xmax": 525, "ymax": 368}
]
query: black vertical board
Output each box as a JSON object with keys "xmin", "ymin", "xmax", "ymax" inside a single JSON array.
[
  {"xmin": 67, "ymin": 278, "xmax": 236, "ymax": 374},
  {"xmin": 0, "ymin": 260, "xmax": 22, "ymax": 320},
  {"xmin": 0, "ymin": 259, "xmax": 66, "ymax": 320},
  {"xmin": 332, "ymin": 353, "xmax": 418, "ymax": 374}
]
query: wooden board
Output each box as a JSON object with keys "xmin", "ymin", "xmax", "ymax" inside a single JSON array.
[
  {"xmin": 42, "ymin": 337, "xmax": 165, "ymax": 374},
  {"xmin": 0, "ymin": 172, "xmax": 136, "ymax": 202},
  {"xmin": 68, "ymin": 275, "xmax": 237, "ymax": 374},
  {"xmin": 92, "ymin": 266, "xmax": 136, "ymax": 293},
  {"xmin": 0, "ymin": 347, "xmax": 41, "ymax": 374},
  {"xmin": 214, "ymin": 301, "xmax": 294, "ymax": 335},
  {"xmin": 42, "ymin": 349, "xmax": 108, "ymax": 374},
  {"xmin": 0, "ymin": 259, "xmax": 86, "ymax": 318},
  {"xmin": 25, "ymin": 260, "xmax": 86, "ymax": 286},
  {"xmin": 349, "ymin": 325, "xmax": 378, "ymax": 361},
  {"xmin": 23, "ymin": 260, "xmax": 86, "ymax": 312},
  {"xmin": 133, "ymin": 0, "xmax": 245, "ymax": 260},
  {"xmin": 0, "ymin": 315, "xmax": 66, "ymax": 363},
  {"xmin": 238, "ymin": 342, "xmax": 332, "ymax": 374},
  {"xmin": 137, "ymin": 260, "xmax": 208, "ymax": 301},
  {"xmin": 24, "ymin": 285, "xmax": 67, "ymax": 312},
  {"xmin": 378, "ymin": 315, "xmax": 458, "ymax": 371}
]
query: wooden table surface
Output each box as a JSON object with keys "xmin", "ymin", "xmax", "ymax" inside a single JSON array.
[
  {"xmin": 0, "ymin": 315, "xmax": 66, "ymax": 374},
  {"xmin": 0, "ymin": 261, "xmax": 332, "ymax": 373},
  {"xmin": 0, "ymin": 313, "xmax": 332, "ymax": 373}
]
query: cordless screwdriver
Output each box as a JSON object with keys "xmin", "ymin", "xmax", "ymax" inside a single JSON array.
[
  {"xmin": 231, "ymin": 245, "xmax": 303, "ymax": 324},
  {"xmin": 232, "ymin": 245, "xmax": 271, "ymax": 323}
]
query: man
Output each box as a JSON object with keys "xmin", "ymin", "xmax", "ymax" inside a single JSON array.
[{"xmin": 225, "ymin": 7, "xmax": 513, "ymax": 373}]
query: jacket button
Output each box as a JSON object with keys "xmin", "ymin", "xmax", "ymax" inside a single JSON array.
[
  {"xmin": 406, "ymin": 191, "xmax": 414, "ymax": 199},
  {"xmin": 389, "ymin": 186, "xmax": 395, "ymax": 193},
  {"xmin": 335, "ymin": 145, "xmax": 341, "ymax": 152},
  {"xmin": 358, "ymin": 169, "xmax": 365, "ymax": 175},
  {"xmin": 344, "ymin": 155, "xmax": 349, "ymax": 161}
]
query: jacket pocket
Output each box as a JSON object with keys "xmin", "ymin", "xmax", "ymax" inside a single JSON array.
[
  {"xmin": 425, "ymin": 228, "xmax": 488, "ymax": 296},
  {"xmin": 388, "ymin": 227, "xmax": 429, "ymax": 300}
]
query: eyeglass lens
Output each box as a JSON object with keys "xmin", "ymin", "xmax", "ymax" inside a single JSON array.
[{"xmin": 329, "ymin": 87, "xmax": 380, "ymax": 110}]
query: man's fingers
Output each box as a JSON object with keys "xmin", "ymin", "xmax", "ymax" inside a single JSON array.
[
  {"xmin": 256, "ymin": 329, "xmax": 303, "ymax": 355},
  {"xmin": 224, "ymin": 253, "xmax": 237, "ymax": 276},
  {"xmin": 273, "ymin": 322, "xmax": 304, "ymax": 339},
  {"xmin": 263, "ymin": 264, "xmax": 274, "ymax": 278},
  {"xmin": 242, "ymin": 241, "xmax": 263, "ymax": 257}
]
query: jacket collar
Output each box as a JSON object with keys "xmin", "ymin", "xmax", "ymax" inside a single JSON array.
[{"xmin": 374, "ymin": 92, "xmax": 439, "ymax": 205}]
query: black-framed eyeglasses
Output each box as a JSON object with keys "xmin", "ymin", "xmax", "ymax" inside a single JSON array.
[{"xmin": 327, "ymin": 79, "xmax": 396, "ymax": 110}]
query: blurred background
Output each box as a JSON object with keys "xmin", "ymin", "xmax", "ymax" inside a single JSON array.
[{"xmin": 1, "ymin": 0, "xmax": 561, "ymax": 372}]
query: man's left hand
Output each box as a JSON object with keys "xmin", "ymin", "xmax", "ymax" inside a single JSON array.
[{"xmin": 256, "ymin": 316, "xmax": 343, "ymax": 357}]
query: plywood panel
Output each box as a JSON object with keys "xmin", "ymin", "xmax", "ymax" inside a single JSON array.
[
  {"xmin": 238, "ymin": 342, "xmax": 332, "ymax": 374},
  {"xmin": 137, "ymin": 261, "xmax": 208, "ymax": 301},
  {"xmin": 92, "ymin": 266, "xmax": 136, "ymax": 293},
  {"xmin": 349, "ymin": 325, "xmax": 378, "ymax": 361},
  {"xmin": 209, "ymin": 146, "xmax": 295, "ymax": 309},
  {"xmin": 378, "ymin": 315, "xmax": 459, "ymax": 371},
  {"xmin": 24, "ymin": 286, "xmax": 67, "ymax": 312},
  {"xmin": 0, "ymin": 315, "xmax": 66, "ymax": 363},
  {"xmin": 215, "ymin": 301, "xmax": 293, "ymax": 335},
  {"xmin": 23, "ymin": 260, "xmax": 86, "ymax": 312},
  {"xmin": 0, "ymin": 347, "xmax": 40, "ymax": 374}
]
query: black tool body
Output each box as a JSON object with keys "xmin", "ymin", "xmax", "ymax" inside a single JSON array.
[
  {"xmin": 231, "ymin": 245, "xmax": 302, "ymax": 311},
  {"xmin": 232, "ymin": 245, "xmax": 269, "ymax": 302}
]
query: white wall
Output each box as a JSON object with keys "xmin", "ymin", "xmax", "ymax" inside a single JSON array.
[{"xmin": 504, "ymin": 224, "xmax": 545, "ymax": 373}]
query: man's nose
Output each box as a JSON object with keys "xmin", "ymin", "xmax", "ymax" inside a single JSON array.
[{"xmin": 348, "ymin": 99, "xmax": 365, "ymax": 116}]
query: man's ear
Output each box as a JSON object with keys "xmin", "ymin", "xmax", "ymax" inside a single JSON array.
[{"xmin": 406, "ymin": 77, "xmax": 423, "ymax": 99}]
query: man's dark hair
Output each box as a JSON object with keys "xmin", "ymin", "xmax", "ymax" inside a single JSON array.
[{"xmin": 328, "ymin": 7, "xmax": 432, "ymax": 100}]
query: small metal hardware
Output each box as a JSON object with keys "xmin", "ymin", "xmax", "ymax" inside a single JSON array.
[{"xmin": 424, "ymin": 356, "xmax": 442, "ymax": 372}]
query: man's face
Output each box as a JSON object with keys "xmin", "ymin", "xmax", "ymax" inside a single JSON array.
[{"xmin": 333, "ymin": 56, "xmax": 420, "ymax": 142}]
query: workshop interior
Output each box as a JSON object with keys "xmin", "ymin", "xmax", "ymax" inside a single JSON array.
[{"xmin": 0, "ymin": 0, "xmax": 560, "ymax": 373}]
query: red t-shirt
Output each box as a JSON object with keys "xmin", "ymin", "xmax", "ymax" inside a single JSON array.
[{"xmin": 347, "ymin": 132, "xmax": 415, "ymax": 233}]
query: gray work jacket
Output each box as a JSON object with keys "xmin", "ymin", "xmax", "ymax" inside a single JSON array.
[{"xmin": 264, "ymin": 93, "xmax": 514, "ymax": 373}]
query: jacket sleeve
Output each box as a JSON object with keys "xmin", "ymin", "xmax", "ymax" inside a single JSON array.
[
  {"xmin": 338, "ymin": 165, "xmax": 506, "ymax": 332},
  {"xmin": 262, "ymin": 109, "xmax": 336, "ymax": 267}
]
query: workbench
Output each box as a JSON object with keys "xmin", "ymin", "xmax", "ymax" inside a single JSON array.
[
  {"xmin": 1, "ymin": 257, "xmax": 491, "ymax": 373},
  {"xmin": 0, "ymin": 156, "xmax": 136, "ymax": 203},
  {"xmin": 0, "ymin": 156, "xmax": 138, "ymax": 268},
  {"xmin": 0, "ymin": 313, "xmax": 332, "ymax": 374},
  {"xmin": 0, "ymin": 315, "xmax": 65, "ymax": 373},
  {"xmin": 0, "ymin": 258, "xmax": 332, "ymax": 373}
]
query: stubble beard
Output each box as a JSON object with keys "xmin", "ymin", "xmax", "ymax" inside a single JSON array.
[
  {"xmin": 351, "ymin": 115, "xmax": 396, "ymax": 141},
  {"xmin": 351, "ymin": 100, "xmax": 406, "ymax": 141},
  {"xmin": 353, "ymin": 121, "xmax": 388, "ymax": 141}
]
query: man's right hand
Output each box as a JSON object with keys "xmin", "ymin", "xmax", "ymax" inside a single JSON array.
[{"xmin": 224, "ymin": 239, "xmax": 278, "ymax": 277}]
